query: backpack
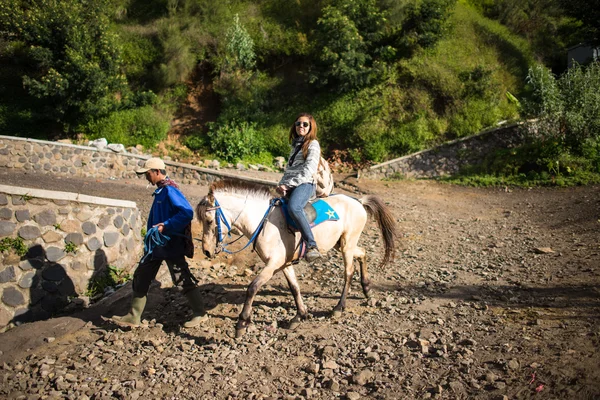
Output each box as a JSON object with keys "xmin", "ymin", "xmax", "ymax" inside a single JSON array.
[{"xmin": 314, "ymin": 157, "xmax": 334, "ymax": 198}]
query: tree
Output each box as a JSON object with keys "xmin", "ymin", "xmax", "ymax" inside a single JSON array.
[
  {"xmin": 0, "ymin": 0, "xmax": 127, "ymax": 130},
  {"xmin": 400, "ymin": 0, "xmax": 457, "ymax": 53},
  {"xmin": 225, "ymin": 14, "xmax": 256, "ymax": 71},
  {"xmin": 311, "ymin": 0, "xmax": 388, "ymax": 91},
  {"xmin": 559, "ymin": 0, "xmax": 600, "ymax": 45}
]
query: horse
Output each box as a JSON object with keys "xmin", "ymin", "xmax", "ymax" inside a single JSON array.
[{"xmin": 196, "ymin": 180, "xmax": 397, "ymax": 338}]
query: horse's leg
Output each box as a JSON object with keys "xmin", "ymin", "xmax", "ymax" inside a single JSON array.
[
  {"xmin": 282, "ymin": 265, "xmax": 308, "ymax": 330},
  {"xmin": 236, "ymin": 261, "xmax": 279, "ymax": 338},
  {"xmin": 332, "ymin": 249, "xmax": 355, "ymax": 318},
  {"xmin": 356, "ymin": 247, "xmax": 371, "ymax": 300}
]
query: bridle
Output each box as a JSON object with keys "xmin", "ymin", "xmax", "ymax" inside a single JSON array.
[{"xmin": 204, "ymin": 197, "xmax": 278, "ymax": 255}]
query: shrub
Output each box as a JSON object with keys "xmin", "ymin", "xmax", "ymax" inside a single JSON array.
[
  {"xmin": 207, "ymin": 120, "xmax": 264, "ymax": 162},
  {"xmin": 0, "ymin": 0, "xmax": 127, "ymax": 130},
  {"xmin": 84, "ymin": 105, "xmax": 169, "ymax": 148},
  {"xmin": 524, "ymin": 62, "xmax": 600, "ymax": 152}
]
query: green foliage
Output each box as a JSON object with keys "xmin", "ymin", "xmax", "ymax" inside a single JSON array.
[
  {"xmin": 83, "ymin": 105, "xmax": 169, "ymax": 148},
  {"xmin": 0, "ymin": 237, "xmax": 27, "ymax": 257},
  {"xmin": 0, "ymin": 0, "xmax": 128, "ymax": 130},
  {"xmin": 445, "ymin": 61, "xmax": 600, "ymax": 187},
  {"xmin": 400, "ymin": 0, "xmax": 457, "ymax": 53},
  {"xmin": 206, "ymin": 120, "xmax": 264, "ymax": 162},
  {"xmin": 117, "ymin": 28, "xmax": 162, "ymax": 85},
  {"xmin": 311, "ymin": 0, "xmax": 389, "ymax": 91},
  {"xmin": 524, "ymin": 62, "xmax": 600, "ymax": 152},
  {"xmin": 64, "ymin": 242, "xmax": 78, "ymax": 254},
  {"xmin": 86, "ymin": 265, "xmax": 132, "ymax": 298},
  {"xmin": 225, "ymin": 14, "xmax": 256, "ymax": 71},
  {"xmin": 214, "ymin": 70, "xmax": 281, "ymax": 122},
  {"xmin": 154, "ymin": 19, "xmax": 197, "ymax": 89},
  {"xmin": 466, "ymin": 0, "xmax": 587, "ymax": 69}
]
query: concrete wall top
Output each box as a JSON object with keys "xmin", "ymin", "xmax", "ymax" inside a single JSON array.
[{"xmin": 0, "ymin": 184, "xmax": 137, "ymax": 209}]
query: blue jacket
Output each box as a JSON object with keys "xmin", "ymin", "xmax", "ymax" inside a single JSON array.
[{"xmin": 148, "ymin": 185, "xmax": 193, "ymax": 234}]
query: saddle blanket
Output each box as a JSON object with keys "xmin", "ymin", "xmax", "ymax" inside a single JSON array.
[{"xmin": 280, "ymin": 198, "xmax": 339, "ymax": 231}]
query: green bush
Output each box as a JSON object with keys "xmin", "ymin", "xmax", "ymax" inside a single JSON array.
[
  {"xmin": 207, "ymin": 120, "xmax": 265, "ymax": 162},
  {"xmin": 0, "ymin": 0, "xmax": 127, "ymax": 130},
  {"xmin": 84, "ymin": 105, "xmax": 169, "ymax": 148}
]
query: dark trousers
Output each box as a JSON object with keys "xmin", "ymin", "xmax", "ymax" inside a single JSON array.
[{"xmin": 132, "ymin": 255, "xmax": 198, "ymax": 295}]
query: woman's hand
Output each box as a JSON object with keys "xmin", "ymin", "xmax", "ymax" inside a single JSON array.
[{"xmin": 276, "ymin": 185, "xmax": 288, "ymax": 196}]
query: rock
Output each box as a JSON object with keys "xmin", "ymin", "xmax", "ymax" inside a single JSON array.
[
  {"xmin": 534, "ymin": 247, "xmax": 554, "ymax": 254},
  {"xmin": 107, "ymin": 144, "xmax": 126, "ymax": 153},
  {"xmin": 0, "ymin": 266, "xmax": 16, "ymax": 283},
  {"xmin": 0, "ymin": 208, "xmax": 12, "ymax": 220},
  {"xmin": 485, "ymin": 372, "xmax": 498, "ymax": 383},
  {"xmin": 2, "ymin": 287, "xmax": 25, "ymax": 307},
  {"xmin": 0, "ymin": 221, "xmax": 17, "ymax": 237},
  {"xmin": 507, "ymin": 359, "xmax": 520, "ymax": 370},
  {"xmin": 353, "ymin": 369, "xmax": 374, "ymax": 386},
  {"xmin": 15, "ymin": 209, "xmax": 30, "ymax": 222},
  {"xmin": 88, "ymin": 138, "xmax": 108, "ymax": 150},
  {"xmin": 33, "ymin": 210, "xmax": 57, "ymax": 227},
  {"xmin": 18, "ymin": 225, "xmax": 42, "ymax": 240},
  {"xmin": 82, "ymin": 221, "xmax": 96, "ymax": 235},
  {"xmin": 45, "ymin": 247, "xmax": 66, "ymax": 262},
  {"xmin": 346, "ymin": 392, "xmax": 361, "ymax": 400},
  {"xmin": 322, "ymin": 360, "xmax": 339, "ymax": 370},
  {"xmin": 103, "ymin": 231, "xmax": 119, "ymax": 247}
]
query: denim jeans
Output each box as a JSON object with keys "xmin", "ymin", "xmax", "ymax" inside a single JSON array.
[{"xmin": 287, "ymin": 182, "xmax": 317, "ymax": 248}]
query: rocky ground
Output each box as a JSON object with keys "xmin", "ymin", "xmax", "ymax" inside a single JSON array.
[{"xmin": 0, "ymin": 169, "xmax": 599, "ymax": 399}]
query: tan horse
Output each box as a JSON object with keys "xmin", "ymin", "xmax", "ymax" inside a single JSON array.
[{"xmin": 196, "ymin": 180, "xmax": 397, "ymax": 337}]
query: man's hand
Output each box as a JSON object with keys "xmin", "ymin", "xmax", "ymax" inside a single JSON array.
[
  {"xmin": 276, "ymin": 185, "xmax": 288, "ymax": 196},
  {"xmin": 153, "ymin": 223, "xmax": 165, "ymax": 233}
]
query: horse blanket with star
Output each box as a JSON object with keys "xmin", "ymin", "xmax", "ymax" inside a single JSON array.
[{"xmin": 280, "ymin": 198, "xmax": 339, "ymax": 231}]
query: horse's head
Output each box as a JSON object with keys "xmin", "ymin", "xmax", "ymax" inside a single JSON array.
[{"xmin": 196, "ymin": 193, "xmax": 218, "ymax": 259}]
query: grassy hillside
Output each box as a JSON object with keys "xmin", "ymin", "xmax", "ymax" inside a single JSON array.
[
  {"xmin": 2, "ymin": 0, "xmax": 597, "ymax": 182},
  {"xmin": 228, "ymin": 2, "xmax": 534, "ymax": 163}
]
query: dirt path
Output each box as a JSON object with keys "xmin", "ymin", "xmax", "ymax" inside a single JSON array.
[{"xmin": 1, "ymin": 170, "xmax": 599, "ymax": 399}]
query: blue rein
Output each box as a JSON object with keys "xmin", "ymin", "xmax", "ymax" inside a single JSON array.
[
  {"xmin": 140, "ymin": 226, "xmax": 170, "ymax": 263},
  {"xmin": 213, "ymin": 198, "xmax": 276, "ymax": 254}
]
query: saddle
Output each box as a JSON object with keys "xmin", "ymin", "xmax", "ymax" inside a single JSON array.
[{"xmin": 279, "ymin": 198, "xmax": 339, "ymax": 231}]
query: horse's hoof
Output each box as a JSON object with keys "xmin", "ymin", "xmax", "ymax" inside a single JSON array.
[
  {"xmin": 331, "ymin": 309, "xmax": 343, "ymax": 318},
  {"xmin": 288, "ymin": 319, "xmax": 301, "ymax": 330},
  {"xmin": 236, "ymin": 320, "xmax": 251, "ymax": 338},
  {"xmin": 235, "ymin": 327, "xmax": 247, "ymax": 338}
]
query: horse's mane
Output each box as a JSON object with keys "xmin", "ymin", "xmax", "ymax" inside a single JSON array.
[{"xmin": 209, "ymin": 179, "xmax": 273, "ymax": 201}]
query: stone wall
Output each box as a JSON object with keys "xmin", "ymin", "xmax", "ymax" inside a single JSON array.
[
  {"xmin": 0, "ymin": 185, "xmax": 143, "ymax": 331},
  {"xmin": 0, "ymin": 135, "xmax": 277, "ymax": 186},
  {"xmin": 359, "ymin": 123, "xmax": 526, "ymax": 180}
]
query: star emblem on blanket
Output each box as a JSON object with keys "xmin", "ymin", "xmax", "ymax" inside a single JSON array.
[{"xmin": 326, "ymin": 210, "xmax": 337, "ymax": 219}]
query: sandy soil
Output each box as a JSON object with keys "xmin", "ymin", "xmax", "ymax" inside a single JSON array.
[{"xmin": 0, "ymin": 168, "xmax": 599, "ymax": 399}]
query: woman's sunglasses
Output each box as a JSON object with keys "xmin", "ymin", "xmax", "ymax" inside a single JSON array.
[{"xmin": 295, "ymin": 121, "xmax": 310, "ymax": 128}]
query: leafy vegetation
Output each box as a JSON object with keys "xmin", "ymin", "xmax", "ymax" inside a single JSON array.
[
  {"xmin": 0, "ymin": 0, "xmax": 597, "ymax": 182},
  {"xmin": 443, "ymin": 61, "xmax": 600, "ymax": 186},
  {"xmin": 64, "ymin": 242, "xmax": 78, "ymax": 254},
  {"xmin": 0, "ymin": 237, "xmax": 27, "ymax": 257},
  {"xmin": 86, "ymin": 265, "xmax": 132, "ymax": 299}
]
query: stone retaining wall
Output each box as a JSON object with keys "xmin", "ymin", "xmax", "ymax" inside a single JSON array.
[
  {"xmin": 0, "ymin": 135, "xmax": 277, "ymax": 187},
  {"xmin": 0, "ymin": 185, "xmax": 143, "ymax": 331},
  {"xmin": 359, "ymin": 123, "xmax": 526, "ymax": 180}
]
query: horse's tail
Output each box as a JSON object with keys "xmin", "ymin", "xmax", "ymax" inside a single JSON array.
[{"xmin": 360, "ymin": 195, "xmax": 397, "ymax": 268}]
